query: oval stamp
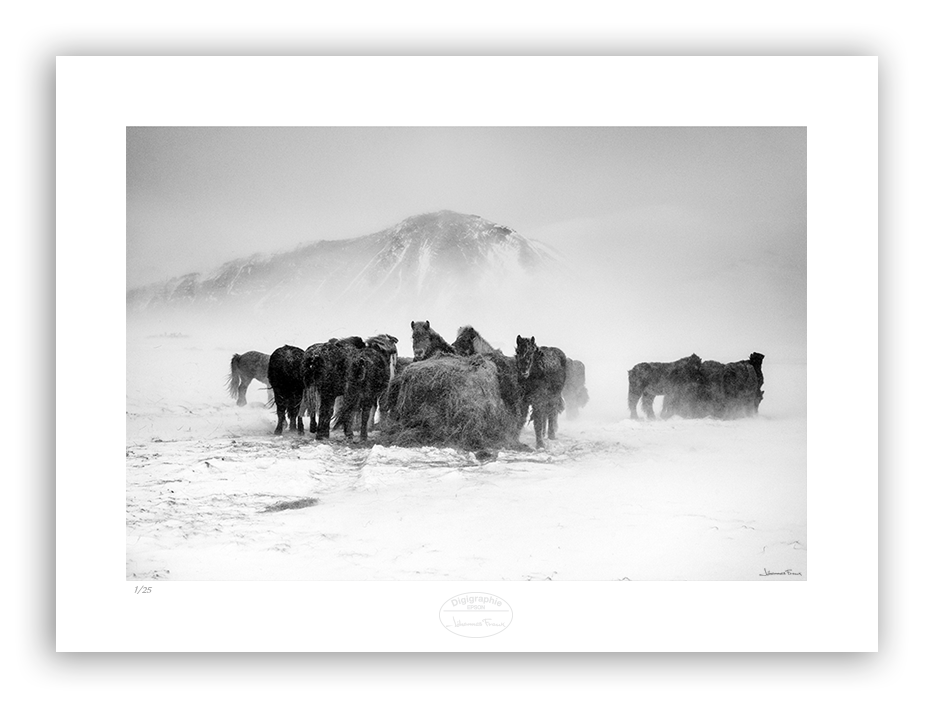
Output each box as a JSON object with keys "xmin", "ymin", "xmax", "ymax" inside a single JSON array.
[{"xmin": 439, "ymin": 592, "xmax": 513, "ymax": 638}]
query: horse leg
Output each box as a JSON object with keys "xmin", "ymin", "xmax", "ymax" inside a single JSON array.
[
  {"xmin": 343, "ymin": 406, "xmax": 355, "ymax": 441},
  {"xmin": 287, "ymin": 391, "xmax": 299, "ymax": 432},
  {"xmin": 273, "ymin": 391, "xmax": 286, "ymax": 435},
  {"xmin": 520, "ymin": 401, "xmax": 531, "ymax": 437},
  {"xmin": 547, "ymin": 407, "xmax": 559, "ymax": 440},
  {"xmin": 642, "ymin": 393, "xmax": 657, "ymax": 420},
  {"xmin": 532, "ymin": 408, "xmax": 545, "ymax": 448},
  {"xmin": 291, "ymin": 392, "xmax": 304, "ymax": 435},
  {"xmin": 359, "ymin": 404, "xmax": 371, "ymax": 442},
  {"xmin": 316, "ymin": 396, "xmax": 335, "ymax": 440},
  {"xmin": 628, "ymin": 388, "xmax": 641, "ymax": 419}
]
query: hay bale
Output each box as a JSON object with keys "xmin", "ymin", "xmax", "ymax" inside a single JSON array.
[{"xmin": 382, "ymin": 354, "xmax": 518, "ymax": 450}]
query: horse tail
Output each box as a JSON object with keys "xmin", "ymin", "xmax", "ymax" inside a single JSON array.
[
  {"xmin": 302, "ymin": 383, "xmax": 318, "ymax": 419},
  {"xmin": 308, "ymin": 382, "xmax": 318, "ymax": 430},
  {"xmin": 227, "ymin": 354, "xmax": 242, "ymax": 400}
]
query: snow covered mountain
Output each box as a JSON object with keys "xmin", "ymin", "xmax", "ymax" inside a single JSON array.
[{"xmin": 127, "ymin": 211, "xmax": 560, "ymax": 315}]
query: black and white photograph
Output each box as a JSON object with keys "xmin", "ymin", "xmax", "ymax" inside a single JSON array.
[
  {"xmin": 52, "ymin": 55, "xmax": 879, "ymax": 657},
  {"xmin": 125, "ymin": 126, "xmax": 806, "ymax": 583}
]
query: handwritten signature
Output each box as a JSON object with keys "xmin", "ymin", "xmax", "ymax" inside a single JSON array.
[{"xmin": 759, "ymin": 568, "xmax": 803, "ymax": 577}]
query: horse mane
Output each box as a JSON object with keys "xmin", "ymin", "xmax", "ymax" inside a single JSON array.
[
  {"xmin": 331, "ymin": 336, "xmax": 366, "ymax": 349},
  {"xmin": 453, "ymin": 325, "xmax": 499, "ymax": 356},
  {"xmin": 366, "ymin": 333, "xmax": 399, "ymax": 356},
  {"xmin": 411, "ymin": 320, "xmax": 455, "ymax": 359}
]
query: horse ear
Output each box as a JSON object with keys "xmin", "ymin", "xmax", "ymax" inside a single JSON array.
[
  {"xmin": 531, "ymin": 336, "xmax": 536, "ymax": 346},
  {"xmin": 411, "ymin": 321, "xmax": 415, "ymax": 330},
  {"xmin": 516, "ymin": 335, "xmax": 522, "ymax": 346},
  {"xmin": 426, "ymin": 320, "xmax": 430, "ymax": 329}
]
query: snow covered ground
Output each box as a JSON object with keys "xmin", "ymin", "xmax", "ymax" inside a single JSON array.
[{"xmin": 127, "ymin": 323, "xmax": 806, "ymax": 582}]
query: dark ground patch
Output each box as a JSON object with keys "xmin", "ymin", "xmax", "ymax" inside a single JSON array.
[{"xmin": 259, "ymin": 497, "xmax": 321, "ymax": 513}]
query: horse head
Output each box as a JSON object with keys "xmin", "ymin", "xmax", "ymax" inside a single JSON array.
[
  {"xmin": 411, "ymin": 320, "xmax": 449, "ymax": 361},
  {"xmin": 514, "ymin": 335, "xmax": 539, "ymax": 380},
  {"xmin": 368, "ymin": 333, "xmax": 400, "ymax": 378},
  {"xmin": 452, "ymin": 325, "xmax": 477, "ymax": 356}
]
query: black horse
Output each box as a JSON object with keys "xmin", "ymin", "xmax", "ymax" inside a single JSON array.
[
  {"xmin": 267, "ymin": 345, "xmax": 307, "ymax": 435},
  {"xmin": 661, "ymin": 352, "xmax": 765, "ymax": 419},
  {"xmin": 451, "ymin": 325, "xmax": 499, "ymax": 356},
  {"xmin": 514, "ymin": 335, "xmax": 567, "ymax": 448},
  {"xmin": 658, "ymin": 355, "xmax": 706, "ymax": 419},
  {"xmin": 334, "ymin": 334, "xmax": 398, "ymax": 441},
  {"xmin": 749, "ymin": 352, "xmax": 765, "ymax": 412},
  {"xmin": 628, "ymin": 354, "xmax": 702, "ymax": 420},
  {"xmin": 562, "ymin": 359, "xmax": 590, "ymax": 419},
  {"xmin": 699, "ymin": 354, "xmax": 764, "ymax": 419},
  {"xmin": 302, "ymin": 337, "xmax": 366, "ymax": 440},
  {"xmin": 410, "ymin": 320, "xmax": 455, "ymax": 360},
  {"xmin": 336, "ymin": 349, "xmax": 391, "ymax": 442}
]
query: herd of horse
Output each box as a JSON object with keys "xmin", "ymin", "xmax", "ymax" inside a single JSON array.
[
  {"xmin": 627, "ymin": 352, "xmax": 765, "ymax": 420},
  {"xmin": 226, "ymin": 323, "xmax": 764, "ymax": 448},
  {"xmin": 227, "ymin": 322, "xmax": 585, "ymax": 448}
]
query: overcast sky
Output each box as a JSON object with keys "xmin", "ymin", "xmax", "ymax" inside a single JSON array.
[{"xmin": 127, "ymin": 127, "xmax": 805, "ymax": 290}]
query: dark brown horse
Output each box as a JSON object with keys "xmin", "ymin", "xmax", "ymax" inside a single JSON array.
[
  {"xmin": 334, "ymin": 334, "xmax": 398, "ymax": 441},
  {"xmin": 698, "ymin": 354, "xmax": 764, "ymax": 419},
  {"xmin": 515, "ymin": 335, "xmax": 567, "ymax": 448},
  {"xmin": 660, "ymin": 352, "xmax": 765, "ymax": 419},
  {"xmin": 410, "ymin": 320, "xmax": 455, "ymax": 361},
  {"xmin": 267, "ymin": 345, "xmax": 307, "ymax": 435},
  {"xmin": 562, "ymin": 359, "xmax": 589, "ymax": 419},
  {"xmin": 227, "ymin": 351, "xmax": 272, "ymax": 406},
  {"xmin": 749, "ymin": 352, "xmax": 765, "ymax": 412},
  {"xmin": 628, "ymin": 354, "xmax": 702, "ymax": 420},
  {"xmin": 658, "ymin": 355, "xmax": 706, "ymax": 419},
  {"xmin": 452, "ymin": 325, "xmax": 499, "ymax": 356},
  {"xmin": 302, "ymin": 337, "xmax": 366, "ymax": 440}
]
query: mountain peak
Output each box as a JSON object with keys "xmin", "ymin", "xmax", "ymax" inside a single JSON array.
[
  {"xmin": 388, "ymin": 210, "xmax": 515, "ymax": 241},
  {"xmin": 127, "ymin": 211, "xmax": 557, "ymax": 313}
]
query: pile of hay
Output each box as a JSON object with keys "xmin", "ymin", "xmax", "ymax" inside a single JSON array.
[{"xmin": 382, "ymin": 355, "xmax": 519, "ymax": 450}]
